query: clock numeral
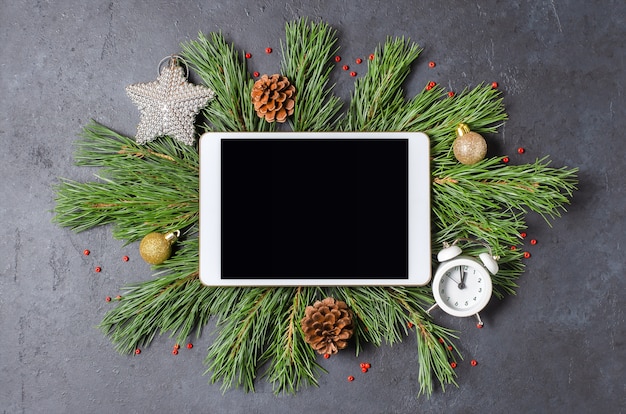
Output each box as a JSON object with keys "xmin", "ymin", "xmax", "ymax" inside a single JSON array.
[
  {"xmin": 478, "ymin": 288, "xmax": 482, "ymax": 293},
  {"xmin": 477, "ymin": 278, "xmax": 482, "ymax": 283},
  {"xmin": 446, "ymin": 297, "xmax": 450, "ymax": 301},
  {"xmin": 440, "ymin": 288, "xmax": 445, "ymax": 294},
  {"xmin": 473, "ymin": 297, "xmax": 477, "ymax": 301},
  {"xmin": 454, "ymin": 302, "xmax": 458, "ymax": 306},
  {"xmin": 464, "ymin": 301, "xmax": 468, "ymax": 306}
]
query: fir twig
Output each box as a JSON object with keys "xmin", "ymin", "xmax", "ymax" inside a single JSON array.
[
  {"xmin": 98, "ymin": 237, "xmax": 209, "ymax": 353},
  {"xmin": 261, "ymin": 287, "xmax": 326, "ymax": 394},
  {"xmin": 281, "ymin": 19, "xmax": 343, "ymax": 131},
  {"xmin": 205, "ymin": 288, "xmax": 287, "ymax": 392},
  {"xmin": 53, "ymin": 122, "xmax": 199, "ymax": 242},
  {"xmin": 181, "ymin": 32, "xmax": 273, "ymax": 133},
  {"xmin": 343, "ymin": 37, "xmax": 422, "ymax": 131}
]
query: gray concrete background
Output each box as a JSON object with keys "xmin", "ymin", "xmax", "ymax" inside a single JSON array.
[{"xmin": 1, "ymin": 1, "xmax": 624, "ymax": 413}]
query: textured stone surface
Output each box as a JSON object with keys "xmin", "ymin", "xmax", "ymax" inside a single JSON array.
[{"xmin": 1, "ymin": 1, "xmax": 624, "ymax": 412}]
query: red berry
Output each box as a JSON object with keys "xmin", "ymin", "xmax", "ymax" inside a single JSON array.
[
  {"xmin": 122, "ymin": 255, "xmax": 129, "ymax": 262},
  {"xmin": 523, "ymin": 251, "xmax": 531, "ymax": 259},
  {"xmin": 361, "ymin": 367, "xmax": 368, "ymax": 373},
  {"xmin": 428, "ymin": 81, "xmax": 436, "ymax": 88},
  {"xmin": 173, "ymin": 344, "xmax": 180, "ymax": 350},
  {"xmin": 510, "ymin": 245, "xmax": 517, "ymax": 250},
  {"xmin": 364, "ymin": 363, "xmax": 371, "ymax": 369},
  {"xmin": 502, "ymin": 157, "xmax": 510, "ymax": 163},
  {"xmin": 83, "ymin": 249, "xmax": 90, "ymax": 256},
  {"xmin": 476, "ymin": 323, "xmax": 484, "ymax": 329},
  {"xmin": 491, "ymin": 82, "xmax": 498, "ymax": 89},
  {"xmin": 253, "ymin": 71, "xmax": 260, "ymax": 77},
  {"xmin": 448, "ymin": 91, "xmax": 455, "ymax": 98},
  {"xmin": 428, "ymin": 61, "xmax": 436, "ymax": 68},
  {"xmin": 407, "ymin": 322, "xmax": 414, "ymax": 329},
  {"xmin": 115, "ymin": 295, "xmax": 122, "ymax": 300},
  {"xmin": 324, "ymin": 353, "xmax": 330, "ymax": 359},
  {"xmin": 334, "ymin": 55, "xmax": 341, "ymax": 62},
  {"xmin": 530, "ymin": 239, "xmax": 537, "ymax": 245},
  {"xmin": 520, "ymin": 232, "xmax": 527, "ymax": 239},
  {"xmin": 360, "ymin": 363, "xmax": 366, "ymax": 368},
  {"xmin": 471, "ymin": 359, "xmax": 478, "ymax": 366},
  {"xmin": 425, "ymin": 85, "xmax": 432, "ymax": 91},
  {"xmin": 438, "ymin": 338, "xmax": 445, "ymax": 344},
  {"xmin": 95, "ymin": 266, "xmax": 101, "ymax": 273},
  {"xmin": 356, "ymin": 58, "xmax": 363, "ymax": 64},
  {"xmin": 265, "ymin": 47, "xmax": 272, "ymax": 54},
  {"xmin": 342, "ymin": 65, "xmax": 349, "ymax": 71},
  {"xmin": 517, "ymin": 147, "xmax": 525, "ymax": 154},
  {"xmin": 105, "ymin": 296, "xmax": 111, "ymax": 302},
  {"xmin": 172, "ymin": 349, "xmax": 178, "ymax": 355},
  {"xmin": 348, "ymin": 375, "xmax": 355, "ymax": 382},
  {"xmin": 369, "ymin": 54, "xmax": 375, "ymax": 60},
  {"xmin": 245, "ymin": 52, "xmax": 252, "ymax": 59},
  {"xmin": 450, "ymin": 362, "xmax": 457, "ymax": 369},
  {"xmin": 135, "ymin": 348, "xmax": 141, "ymax": 355},
  {"xmin": 350, "ymin": 71, "xmax": 357, "ymax": 77},
  {"xmin": 187, "ymin": 343, "xmax": 193, "ymax": 349},
  {"xmin": 448, "ymin": 345, "xmax": 453, "ymax": 351}
]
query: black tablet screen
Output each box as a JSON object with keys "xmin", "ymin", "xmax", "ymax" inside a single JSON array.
[{"xmin": 221, "ymin": 139, "xmax": 408, "ymax": 279}]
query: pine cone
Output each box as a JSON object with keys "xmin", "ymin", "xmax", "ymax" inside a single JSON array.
[
  {"xmin": 300, "ymin": 297, "xmax": 354, "ymax": 355},
  {"xmin": 251, "ymin": 74, "xmax": 295, "ymax": 123}
]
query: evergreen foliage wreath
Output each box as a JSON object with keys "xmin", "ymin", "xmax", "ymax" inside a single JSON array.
[{"xmin": 53, "ymin": 19, "xmax": 577, "ymax": 396}]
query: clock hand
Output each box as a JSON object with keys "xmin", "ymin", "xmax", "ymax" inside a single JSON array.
[
  {"xmin": 446, "ymin": 273, "xmax": 460, "ymax": 284},
  {"xmin": 458, "ymin": 266, "xmax": 466, "ymax": 290}
]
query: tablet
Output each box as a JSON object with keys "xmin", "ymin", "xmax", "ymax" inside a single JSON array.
[{"xmin": 199, "ymin": 132, "xmax": 431, "ymax": 286}]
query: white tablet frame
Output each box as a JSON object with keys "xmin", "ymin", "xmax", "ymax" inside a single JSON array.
[{"xmin": 199, "ymin": 132, "xmax": 431, "ymax": 286}]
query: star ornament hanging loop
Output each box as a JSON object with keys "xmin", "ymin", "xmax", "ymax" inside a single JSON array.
[{"xmin": 126, "ymin": 55, "xmax": 215, "ymax": 145}]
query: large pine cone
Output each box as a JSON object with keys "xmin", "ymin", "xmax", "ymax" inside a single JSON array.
[
  {"xmin": 300, "ymin": 297, "xmax": 354, "ymax": 355},
  {"xmin": 251, "ymin": 74, "xmax": 295, "ymax": 123}
]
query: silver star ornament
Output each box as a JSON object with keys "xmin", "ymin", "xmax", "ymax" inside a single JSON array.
[{"xmin": 126, "ymin": 57, "xmax": 215, "ymax": 145}]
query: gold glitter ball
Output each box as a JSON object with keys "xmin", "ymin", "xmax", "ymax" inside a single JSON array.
[
  {"xmin": 139, "ymin": 231, "xmax": 179, "ymax": 265},
  {"xmin": 452, "ymin": 123, "xmax": 487, "ymax": 165}
]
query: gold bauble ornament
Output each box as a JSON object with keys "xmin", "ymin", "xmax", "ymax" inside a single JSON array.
[
  {"xmin": 452, "ymin": 123, "xmax": 487, "ymax": 165},
  {"xmin": 139, "ymin": 230, "xmax": 180, "ymax": 265}
]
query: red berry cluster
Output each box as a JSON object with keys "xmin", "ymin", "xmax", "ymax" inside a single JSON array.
[
  {"xmin": 449, "ymin": 359, "xmax": 478, "ymax": 369},
  {"xmin": 82, "ymin": 247, "xmax": 130, "ymax": 302},
  {"xmin": 244, "ymin": 47, "xmax": 273, "ymax": 78},
  {"xmin": 346, "ymin": 361, "xmax": 372, "ymax": 382},
  {"xmin": 171, "ymin": 342, "xmax": 194, "ymax": 355},
  {"xmin": 334, "ymin": 54, "xmax": 370, "ymax": 77}
]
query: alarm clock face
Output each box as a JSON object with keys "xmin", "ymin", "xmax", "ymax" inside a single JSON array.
[{"xmin": 432, "ymin": 257, "xmax": 493, "ymax": 317}]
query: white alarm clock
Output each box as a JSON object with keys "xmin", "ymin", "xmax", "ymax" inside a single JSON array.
[{"xmin": 428, "ymin": 239, "xmax": 499, "ymax": 326}]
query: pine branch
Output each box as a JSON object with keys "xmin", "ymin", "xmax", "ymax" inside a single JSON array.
[
  {"xmin": 332, "ymin": 286, "xmax": 410, "ymax": 351},
  {"xmin": 181, "ymin": 32, "xmax": 273, "ymax": 133},
  {"xmin": 433, "ymin": 156, "xmax": 578, "ymax": 222},
  {"xmin": 98, "ymin": 237, "xmax": 209, "ymax": 354},
  {"xmin": 385, "ymin": 287, "xmax": 460, "ymax": 396},
  {"xmin": 53, "ymin": 122, "xmax": 199, "ymax": 242},
  {"xmin": 344, "ymin": 37, "xmax": 422, "ymax": 131},
  {"xmin": 281, "ymin": 19, "xmax": 343, "ymax": 131},
  {"xmin": 205, "ymin": 287, "xmax": 288, "ymax": 392},
  {"xmin": 397, "ymin": 84, "xmax": 508, "ymax": 148},
  {"xmin": 414, "ymin": 319, "xmax": 459, "ymax": 396},
  {"xmin": 261, "ymin": 287, "xmax": 326, "ymax": 394}
]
